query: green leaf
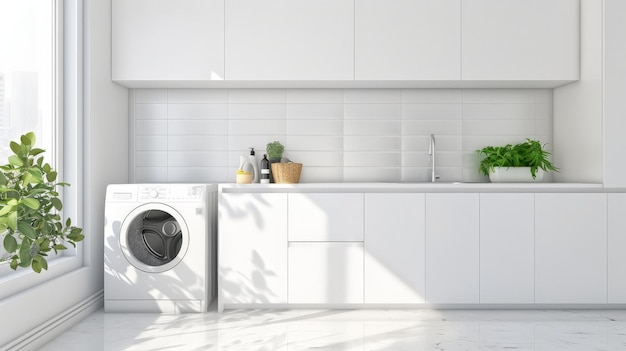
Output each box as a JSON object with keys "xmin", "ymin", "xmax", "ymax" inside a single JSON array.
[
  {"xmin": 67, "ymin": 228, "xmax": 84, "ymax": 242},
  {"xmin": 8, "ymin": 155, "xmax": 23, "ymax": 167},
  {"xmin": 18, "ymin": 244, "xmax": 32, "ymax": 267},
  {"xmin": 46, "ymin": 170, "xmax": 57, "ymax": 182},
  {"xmin": 21, "ymin": 132, "xmax": 36, "ymax": 147},
  {"xmin": 29, "ymin": 148, "xmax": 45, "ymax": 156},
  {"xmin": 53, "ymin": 244, "xmax": 67, "ymax": 251},
  {"xmin": 0, "ymin": 203, "xmax": 14, "ymax": 216},
  {"xmin": 10, "ymin": 258, "xmax": 17, "ymax": 270},
  {"xmin": 66, "ymin": 218, "xmax": 71, "ymax": 227},
  {"xmin": 51, "ymin": 197, "xmax": 62, "ymax": 211},
  {"xmin": 17, "ymin": 221, "xmax": 37, "ymax": 240},
  {"xmin": 3, "ymin": 233, "xmax": 18, "ymax": 253},
  {"xmin": 31, "ymin": 259, "xmax": 42, "ymax": 273},
  {"xmin": 32, "ymin": 255, "xmax": 47, "ymax": 272},
  {"xmin": 21, "ymin": 198, "xmax": 40, "ymax": 210},
  {"xmin": 7, "ymin": 211, "xmax": 17, "ymax": 231},
  {"xmin": 27, "ymin": 167, "xmax": 43, "ymax": 181},
  {"xmin": 9, "ymin": 141, "xmax": 20, "ymax": 155}
]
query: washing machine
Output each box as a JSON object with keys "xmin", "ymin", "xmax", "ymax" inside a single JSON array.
[{"xmin": 104, "ymin": 184, "xmax": 217, "ymax": 313}]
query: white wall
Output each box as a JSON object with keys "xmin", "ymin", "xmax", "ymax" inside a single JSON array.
[
  {"xmin": 603, "ymin": 0, "xmax": 626, "ymax": 187},
  {"xmin": 553, "ymin": 0, "xmax": 603, "ymax": 183},
  {"xmin": 0, "ymin": 0, "xmax": 128, "ymax": 348},
  {"xmin": 131, "ymin": 88, "xmax": 554, "ymax": 184}
]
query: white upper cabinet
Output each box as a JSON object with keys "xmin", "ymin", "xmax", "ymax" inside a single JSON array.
[
  {"xmin": 112, "ymin": 0, "xmax": 224, "ymax": 83},
  {"xmin": 225, "ymin": 0, "xmax": 354, "ymax": 80},
  {"xmin": 355, "ymin": 0, "xmax": 461, "ymax": 80},
  {"xmin": 535, "ymin": 193, "xmax": 607, "ymax": 304},
  {"xmin": 462, "ymin": 0, "xmax": 579, "ymax": 81}
]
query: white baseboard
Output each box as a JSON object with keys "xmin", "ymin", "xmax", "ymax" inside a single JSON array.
[{"xmin": 2, "ymin": 290, "xmax": 103, "ymax": 351}]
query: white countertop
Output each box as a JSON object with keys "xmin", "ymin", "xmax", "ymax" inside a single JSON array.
[{"xmin": 219, "ymin": 182, "xmax": 610, "ymax": 193}]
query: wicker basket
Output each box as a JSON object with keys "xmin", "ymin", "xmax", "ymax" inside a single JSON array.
[{"xmin": 271, "ymin": 162, "xmax": 303, "ymax": 183}]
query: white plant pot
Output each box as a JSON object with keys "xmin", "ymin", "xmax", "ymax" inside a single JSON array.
[{"xmin": 488, "ymin": 167, "xmax": 544, "ymax": 183}]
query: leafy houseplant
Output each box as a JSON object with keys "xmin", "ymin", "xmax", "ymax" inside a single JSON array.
[
  {"xmin": 0, "ymin": 132, "xmax": 84, "ymax": 273},
  {"xmin": 266, "ymin": 141, "xmax": 284, "ymax": 162},
  {"xmin": 476, "ymin": 139, "xmax": 558, "ymax": 181}
]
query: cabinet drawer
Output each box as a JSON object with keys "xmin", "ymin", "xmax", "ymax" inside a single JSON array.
[
  {"xmin": 288, "ymin": 194, "xmax": 364, "ymax": 241},
  {"xmin": 288, "ymin": 242, "xmax": 364, "ymax": 304}
]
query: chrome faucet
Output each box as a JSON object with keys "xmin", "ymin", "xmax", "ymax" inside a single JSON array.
[{"xmin": 428, "ymin": 133, "xmax": 439, "ymax": 182}]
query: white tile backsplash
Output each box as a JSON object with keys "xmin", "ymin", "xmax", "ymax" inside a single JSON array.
[
  {"xmin": 136, "ymin": 104, "xmax": 167, "ymax": 120},
  {"xmin": 286, "ymin": 104, "xmax": 344, "ymax": 119},
  {"xmin": 228, "ymin": 104, "xmax": 286, "ymax": 119},
  {"xmin": 228, "ymin": 89, "xmax": 286, "ymax": 103},
  {"xmin": 403, "ymin": 89, "xmax": 462, "ymax": 103},
  {"xmin": 344, "ymin": 89, "xmax": 403, "ymax": 103},
  {"xmin": 168, "ymin": 104, "xmax": 227, "ymax": 119},
  {"xmin": 344, "ymin": 104, "xmax": 402, "ymax": 119},
  {"xmin": 167, "ymin": 89, "xmax": 227, "ymax": 103},
  {"xmin": 403, "ymin": 104, "xmax": 462, "ymax": 120},
  {"xmin": 135, "ymin": 89, "xmax": 167, "ymax": 103},
  {"xmin": 168, "ymin": 120, "xmax": 228, "ymax": 135},
  {"xmin": 286, "ymin": 89, "xmax": 344, "ymax": 103},
  {"xmin": 131, "ymin": 88, "xmax": 553, "ymax": 183}
]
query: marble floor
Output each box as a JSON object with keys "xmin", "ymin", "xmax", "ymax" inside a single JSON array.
[{"xmin": 40, "ymin": 308, "xmax": 626, "ymax": 350}]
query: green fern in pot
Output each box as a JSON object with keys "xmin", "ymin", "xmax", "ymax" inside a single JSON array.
[
  {"xmin": 0, "ymin": 132, "xmax": 84, "ymax": 273},
  {"xmin": 476, "ymin": 139, "xmax": 558, "ymax": 181}
]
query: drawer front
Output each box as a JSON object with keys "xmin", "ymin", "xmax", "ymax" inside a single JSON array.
[{"xmin": 288, "ymin": 193, "xmax": 364, "ymax": 241}]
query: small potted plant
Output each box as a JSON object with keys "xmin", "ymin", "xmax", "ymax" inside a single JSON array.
[
  {"xmin": 0, "ymin": 132, "xmax": 84, "ymax": 272},
  {"xmin": 476, "ymin": 139, "xmax": 558, "ymax": 182},
  {"xmin": 266, "ymin": 141, "xmax": 284, "ymax": 162}
]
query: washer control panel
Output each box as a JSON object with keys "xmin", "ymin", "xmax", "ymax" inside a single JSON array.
[{"xmin": 139, "ymin": 185, "xmax": 204, "ymax": 201}]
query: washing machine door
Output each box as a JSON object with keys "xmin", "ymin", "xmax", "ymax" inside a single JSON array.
[{"xmin": 119, "ymin": 203, "xmax": 190, "ymax": 273}]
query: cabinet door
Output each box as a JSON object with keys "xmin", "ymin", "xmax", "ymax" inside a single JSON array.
[
  {"xmin": 112, "ymin": 0, "xmax": 224, "ymax": 81},
  {"xmin": 288, "ymin": 242, "xmax": 364, "ymax": 304},
  {"xmin": 425, "ymin": 193, "xmax": 479, "ymax": 304},
  {"xmin": 289, "ymin": 194, "xmax": 364, "ymax": 241},
  {"xmin": 225, "ymin": 0, "xmax": 354, "ymax": 80},
  {"xmin": 218, "ymin": 193, "xmax": 288, "ymax": 307},
  {"xmin": 364, "ymin": 194, "xmax": 426, "ymax": 303},
  {"xmin": 480, "ymin": 193, "xmax": 534, "ymax": 304},
  {"xmin": 535, "ymin": 193, "xmax": 607, "ymax": 303},
  {"xmin": 462, "ymin": 0, "xmax": 579, "ymax": 81},
  {"xmin": 608, "ymin": 194, "xmax": 626, "ymax": 302},
  {"xmin": 355, "ymin": 0, "xmax": 460, "ymax": 80}
]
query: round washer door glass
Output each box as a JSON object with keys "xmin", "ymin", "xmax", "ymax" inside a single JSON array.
[{"xmin": 119, "ymin": 203, "xmax": 189, "ymax": 273}]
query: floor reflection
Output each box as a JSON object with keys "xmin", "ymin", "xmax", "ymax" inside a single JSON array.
[{"xmin": 40, "ymin": 308, "xmax": 626, "ymax": 350}]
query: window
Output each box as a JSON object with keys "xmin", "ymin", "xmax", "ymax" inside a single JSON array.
[{"xmin": 0, "ymin": 0, "xmax": 82, "ymax": 283}]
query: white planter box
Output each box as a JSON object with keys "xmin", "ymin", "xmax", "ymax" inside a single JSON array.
[{"xmin": 489, "ymin": 167, "xmax": 544, "ymax": 183}]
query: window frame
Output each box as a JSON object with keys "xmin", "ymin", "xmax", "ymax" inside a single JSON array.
[{"xmin": 0, "ymin": 0, "xmax": 84, "ymax": 299}]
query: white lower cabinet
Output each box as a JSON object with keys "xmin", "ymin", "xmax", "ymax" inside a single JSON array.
[
  {"xmin": 218, "ymin": 193, "xmax": 288, "ymax": 307},
  {"xmin": 425, "ymin": 193, "xmax": 480, "ymax": 304},
  {"xmin": 288, "ymin": 242, "xmax": 364, "ymax": 304},
  {"xmin": 479, "ymin": 193, "xmax": 534, "ymax": 303},
  {"xmin": 364, "ymin": 194, "xmax": 426, "ymax": 303},
  {"xmin": 608, "ymin": 194, "xmax": 626, "ymax": 302},
  {"xmin": 535, "ymin": 193, "xmax": 607, "ymax": 304}
]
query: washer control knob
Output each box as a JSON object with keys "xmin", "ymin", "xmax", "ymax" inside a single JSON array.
[{"xmin": 149, "ymin": 190, "xmax": 158, "ymax": 198}]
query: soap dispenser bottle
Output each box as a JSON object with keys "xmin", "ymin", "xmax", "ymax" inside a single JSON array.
[
  {"xmin": 260, "ymin": 154, "xmax": 270, "ymax": 184},
  {"xmin": 248, "ymin": 147, "xmax": 259, "ymax": 183}
]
